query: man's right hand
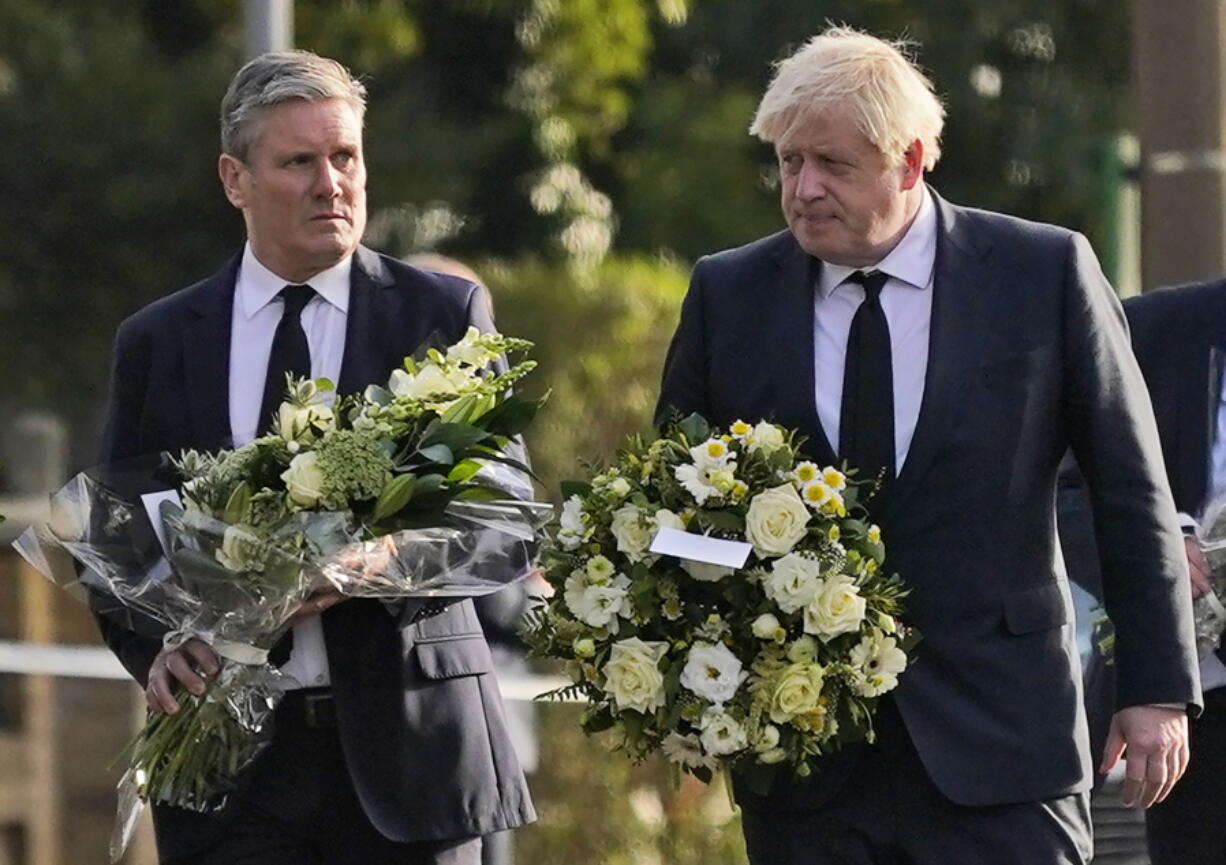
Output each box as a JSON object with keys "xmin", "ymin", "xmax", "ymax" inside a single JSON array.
[
  {"xmin": 145, "ymin": 639, "xmax": 220, "ymax": 715},
  {"xmin": 1185, "ymin": 535, "xmax": 1212, "ymax": 598}
]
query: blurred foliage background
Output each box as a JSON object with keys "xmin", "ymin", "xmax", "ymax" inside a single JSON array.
[{"xmin": 0, "ymin": 0, "xmax": 1132, "ymax": 861}]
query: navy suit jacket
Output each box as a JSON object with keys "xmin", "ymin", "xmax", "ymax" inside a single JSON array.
[
  {"xmin": 656, "ymin": 192, "xmax": 1200, "ymax": 809},
  {"xmin": 97, "ymin": 246, "xmax": 535, "ymax": 858}
]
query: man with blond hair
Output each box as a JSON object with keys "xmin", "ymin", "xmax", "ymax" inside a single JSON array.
[
  {"xmin": 97, "ymin": 51, "xmax": 533, "ymax": 864},
  {"xmin": 657, "ymin": 27, "xmax": 1199, "ymax": 864}
]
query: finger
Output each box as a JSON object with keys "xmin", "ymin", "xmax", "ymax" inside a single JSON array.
[
  {"xmin": 146, "ymin": 668, "xmax": 180, "ymax": 714},
  {"xmin": 1138, "ymin": 752, "xmax": 1169, "ymax": 809},
  {"xmin": 164, "ymin": 651, "xmax": 208, "ymax": 696},
  {"xmin": 1121, "ymin": 752, "xmax": 1147, "ymax": 808},
  {"xmin": 1190, "ymin": 570, "xmax": 1212, "ymax": 598},
  {"xmin": 181, "ymin": 640, "xmax": 221, "ymax": 677},
  {"xmin": 1100, "ymin": 722, "xmax": 1126, "ymax": 774},
  {"xmin": 1153, "ymin": 741, "xmax": 1182, "ymax": 805}
]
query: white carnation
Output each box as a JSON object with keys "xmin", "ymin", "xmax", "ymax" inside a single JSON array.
[
  {"xmin": 698, "ymin": 708, "xmax": 749, "ymax": 756},
  {"xmin": 679, "ymin": 642, "xmax": 747, "ymax": 705}
]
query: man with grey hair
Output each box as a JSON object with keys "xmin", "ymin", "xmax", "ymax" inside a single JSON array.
[
  {"xmin": 657, "ymin": 26, "xmax": 1199, "ymax": 864},
  {"xmin": 96, "ymin": 50, "xmax": 534, "ymax": 864}
]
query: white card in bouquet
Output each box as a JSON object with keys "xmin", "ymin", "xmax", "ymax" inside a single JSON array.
[
  {"xmin": 141, "ymin": 490, "xmax": 183, "ymax": 557},
  {"xmin": 649, "ymin": 526, "xmax": 752, "ymax": 569}
]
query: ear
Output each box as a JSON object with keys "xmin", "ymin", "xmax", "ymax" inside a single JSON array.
[
  {"xmin": 900, "ymin": 139, "xmax": 925, "ymax": 191},
  {"xmin": 218, "ymin": 154, "xmax": 247, "ymax": 209}
]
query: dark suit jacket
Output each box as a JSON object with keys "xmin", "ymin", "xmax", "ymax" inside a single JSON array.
[
  {"xmin": 656, "ymin": 192, "xmax": 1200, "ymax": 809},
  {"xmin": 1125, "ymin": 279, "xmax": 1226, "ymax": 517},
  {"xmin": 97, "ymin": 246, "xmax": 535, "ymax": 858}
]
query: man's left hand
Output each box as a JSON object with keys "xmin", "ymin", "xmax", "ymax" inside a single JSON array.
[
  {"xmin": 285, "ymin": 588, "xmax": 347, "ymax": 626},
  {"xmin": 1100, "ymin": 705, "xmax": 1189, "ymax": 808}
]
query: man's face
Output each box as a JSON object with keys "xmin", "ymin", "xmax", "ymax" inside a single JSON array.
[
  {"xmin": 776, "ymin": 105, "xmax": 922, "ymax": 267},
  {"xmin": 219, "ymin": 97, "xmax": 367, "ymax": 282}
]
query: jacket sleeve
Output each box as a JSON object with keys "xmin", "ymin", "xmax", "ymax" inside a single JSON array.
[
  {"xmin": 1060, "ymin": 232, "xmax": 1201, "ymax": 711},
  {"xmin": 93, "ymin": 316, "xmax": 163, "ymax": 687},
  {"xmin": 655, "ymin": 256, "xmax": 713, "ymax": 429}
]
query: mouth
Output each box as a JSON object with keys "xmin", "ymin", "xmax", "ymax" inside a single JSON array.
[{"xmin": 311, "ymin": 213, "xmax": 349, "ymax": 224}]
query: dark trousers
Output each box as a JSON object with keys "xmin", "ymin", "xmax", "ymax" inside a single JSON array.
[
  {"xmin": 739, "ymin": 700, "xmax": 1090, "ymax": 865},
  {"xmin": 1147, "ymin": 687, "xmax": 1226, "ymax": 865},
  {"xmin": 163, "ymin": 691, "xmax": 481, "ymax": 865}
]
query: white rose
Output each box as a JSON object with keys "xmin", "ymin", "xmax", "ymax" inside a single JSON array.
[
  {"xmin": 654, "ymin": 509, "xmax": 686, "ymax": 532},
  {"xmin": 698, "ymin": 708, "xmax": 749, "ymax": 756},
  {"xmin": 610, "ymin": 504, "xmax": 653, "ymax": 562},
  {"xmin": 745, "ymin": 484, "xmax": 811, "ymax": 557},
  {"xmin": 681, "ymin": 560, "xmax": 733, "ymax": 582},
  {"xmin": 602, "ymin": 637, "xmax": 668, "ymax": 713},
  {"xmin": 276, "ymin": 400, "xmax": 334, "ymax": 442},
  {"xmin": 748, "ymin": 421, "xmax": 786, "ymax": 454},
  {"xmin": 764, "ymin": 553, "xmax": 822, "ymax": 614},
  {"xmin": 752, "ymin": 613, "xmax": 786, "ymax": 642},
  {"xmin": 768, "ymin": 662, "xmax": 826, "ymax": 723},
  {"xmin": 849, "ymin": 630, "xmax": 908, "ymax": 697},
  {"xmin": 679, "ymin": 642, "xmax": 747, "ymax": 705},
  {"xmin": 804, "ymin": 574, "xmax": 867, "ymax": 641},
  {"xmin": 557, "ymin": 495, "xmax": 588, "ymax": 550},
  {"xmin": 281, "ymin": 451, "xmax": 325, "ymax": 509}
]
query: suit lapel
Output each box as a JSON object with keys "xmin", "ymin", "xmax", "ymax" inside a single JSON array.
[
  {"xmin": 184, "ymin": 256, "xmax": 240, "ymax": 450},
  {"xmin": 771, "ymin": 236, "xmax": 837, "ymax": 464},
  {"xmin": 337, "ymin": 246, "xmax": 396, "ymax": 397},
  {"xmin": 885, "ymin": 194, "xmax": 992, "ymax": 522}
]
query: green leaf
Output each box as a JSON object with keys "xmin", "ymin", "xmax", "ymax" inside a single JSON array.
[
  {"xmin": 560, "ymin": 480, "xmax": 592, "ymax": 499},
  {"xmin": 694, "ymin": 509, "xmax": 744, "ymax": 533},
  {"xmin": 417, "ymin": 443, "xmax": 454, "ymax": 465},
  {"xmin": 363, "ymin": 384, "xmax": 393, "ymax": 407},
  {"xmin": 447, "ymin": 459, "xmax": 483, "ymax": 483},
  {"xmin": 421, "ymin": 420, "xmax": 491, "ymax": 452},
  {"xmin": 222, "ymin": 482, "xmax": 252, "ymax": 525},
  {"xmin": 473, "ymin": 395, "xmax": 541, "ymax": 436},
  {"xmin": 372, "ymin": 474, "xmax": 416, "ymax": 521},
  {"xmin": 677, "ymin": 413, "xmax": 711, "ymax": 444}
]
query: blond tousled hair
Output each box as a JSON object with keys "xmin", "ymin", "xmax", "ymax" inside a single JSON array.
[{"xmin": 749, "ymin": 26, "xmax": 945, "ymax": 170}]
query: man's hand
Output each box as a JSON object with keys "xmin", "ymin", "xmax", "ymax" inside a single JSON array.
[
  {"xmin": 146, "ymin": 638, "xmax": 220, "ymax": 715},
  {"xmin": 1100, "ymin": 705, "xmax": 1189, "ymax": 808},
  {"xmin": 284, "ymin": 588, "xmax": 347, "ymax": 627},
  {"xmin": 1185, "ymin": 535, "xmax": 1212, "ymax": 598}
]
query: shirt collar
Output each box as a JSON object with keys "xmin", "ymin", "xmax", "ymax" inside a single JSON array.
[
  {"xmin": 237, "ymin": 242, "xmax": 353, "ymax": 319},
  {"xmin": 817, "ymin": 185, "xmax": 938, "ymax": 299}
]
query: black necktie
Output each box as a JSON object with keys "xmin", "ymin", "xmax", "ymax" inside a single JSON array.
[
  {"xmin": 258, "ymin": 284, "xmax": 315, "ymax": 435},
  {"xmin": 839, "ymin": 270, "xmax": 895, "ymax": 500}
]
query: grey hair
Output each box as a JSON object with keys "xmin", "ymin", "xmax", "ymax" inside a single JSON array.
[
  {"xmin": 220, "ymin": 50, "xmax": 367, "ymax": 161},
  {"xmin": 749, "ymin": 26, "xmax": 945, "ymax": 170}
]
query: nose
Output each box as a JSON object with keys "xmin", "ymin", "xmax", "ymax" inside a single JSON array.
[
  {"xmin": 793, "ymin": 159, "xmax": 826, "ymax": 201},
  {"xmin": 315, "ymin": 162, "xmax": 343, "ymax": 199}
]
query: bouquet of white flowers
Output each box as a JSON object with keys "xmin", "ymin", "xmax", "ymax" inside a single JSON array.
[
  {"xmin": 523, "ymin": 414, "xmax": 916, "ymax": 789},
  {"xmin": 15, "ymin": 327, "xmax": 549, "ymax": 856}
]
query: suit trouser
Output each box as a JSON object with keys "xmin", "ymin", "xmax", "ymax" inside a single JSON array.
[
  {"xmin": 162, "ymin": 691, "xmax": 482, "ymax": 865},
  {"xmin": 1146, "ymin": 687, "xmax": 1226, "ymax": 865},
  {"xmin": 739, "ymin": 700, "xmax": 1091, "ymax": 865}
]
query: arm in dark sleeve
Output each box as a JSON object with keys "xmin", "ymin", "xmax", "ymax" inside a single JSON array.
[
  {"xmin": 655, "ymin": 258, "xmax": 712, "ymax": 429},
  {"xmin": 1060, "ymin": 233, "xmax": 1200, "ymax": 711},
  {"xmin": 93, "ymin": 317, "xmax": 162, "ymax": 687}
]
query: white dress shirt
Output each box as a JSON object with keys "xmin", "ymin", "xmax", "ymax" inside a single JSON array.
[
  {"xmin": 814, "ymin": 186, "xmax": 937, "ymax": 471},
  {"xmin": 229, "ymin": 243, "xmax": 351, "ymax": 688}
]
